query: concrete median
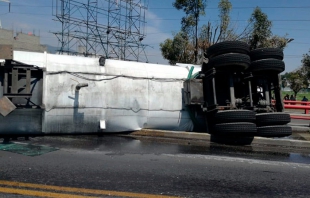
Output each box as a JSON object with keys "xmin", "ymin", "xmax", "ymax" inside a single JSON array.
[{"xmin": 130, "ymin": 128, "xmax": 310, "ymax": 149}]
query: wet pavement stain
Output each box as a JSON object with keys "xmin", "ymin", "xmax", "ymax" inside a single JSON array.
[
  {"xmin": 16, "ymin": 135, "xmax": 310, "ymax": 164},
  {"xmin": 0, "ymin": 143, "xmax": 58, "ymax": 156}
]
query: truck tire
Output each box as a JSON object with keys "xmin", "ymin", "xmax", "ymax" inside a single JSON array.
[
  {"xmin": 256, "ymin": 113, "xmax": 291, "ymax": 126},
  {"xmin": 212, "ymin": 122, "xmax": 257, "ymax": 136},
  {"xmin": 256, "ymin": 125, "xmax": 292, "ymax": 137},
  {"xmin": 214, "ymin": 110, "xmax": 256, "ymax": 124},
  {"xmin": 249, "ymin": 59, "xmax": 285, "ymax": 74},
  {"xmin": 250, "ymin": 48, "xmax": 284, "ymax": 61},
  {"xmin": 207, "ymin": 41, "xmax": 250, "ymax": 58},
  {"xmin": 208, "ymin": 53, "xmax": 251, "ymax": 71}
]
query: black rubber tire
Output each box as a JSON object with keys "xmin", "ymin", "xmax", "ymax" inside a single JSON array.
[
  {"xmin": 212, "ymin": 122, "xmax": 257, "ymax": 136},
  {"xmin": 256, "ymin": 125, "xmax": 292, "ymax": 137},
  {"xmin": 250, "ymin": 48, "xmax": 284, "ymax": 61},
  {"xmin": 249, "ymin": 59, "xmax": 285, "ymax": 74},
  {"xmin": 207, "ymin": 41, "xmax": 250, "ymax": 58},
  {"xmin": 214, "ymin": 110, "xmax": 256, "ymax": 124},
  {"xmin": 208, "ymin": 53, "xmax": 251, "ymax": 71},
  {"xmin": 256, "ymin": 113, "xmax": 291, "ymax": 126}
]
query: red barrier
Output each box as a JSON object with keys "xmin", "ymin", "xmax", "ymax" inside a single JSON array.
[
  {"xmin": 290, "ymin": 115, "xmax": 310, "ymax": 120},
  {"xmin": 283, "ymin": 100, "xmax": 310, "ymax": 105},
  {"xmin": 284, "ymin": 104, "xmax": 310, "ymax": 114},
  {"xmin": 272, "ymin": 100, "xmax": 310, "ymax": 120},
  {"xmin": 283, "ymin": 100, "xmax": 310, "ymax": 114},
  {"xmin": 272, "ymin": 100, "xmax": 310, "ymax": 114}
]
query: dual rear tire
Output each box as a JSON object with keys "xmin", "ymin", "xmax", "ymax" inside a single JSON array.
[
  {"xmin": 211, "ymin": 111, "xmax": 292, "ymax": 138},
  {"xmin": 206, "ymin": 42, "xmax": 291, "ymax": 140},
  {"xmin": 256, "ymin": 113, "xmax": 292, "ymax": 137}
]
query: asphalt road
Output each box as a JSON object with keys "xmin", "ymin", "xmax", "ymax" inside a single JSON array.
[{"xmin": 0, "ymin": 135, "xmax": 310, "ymax": 198}]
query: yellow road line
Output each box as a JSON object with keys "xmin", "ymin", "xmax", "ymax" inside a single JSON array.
[
  {"xmin": 0, "ymin": 180, "xmax": 179, "ymax": 198},
  {"xmin": 0, "ymin": 187, "xmax": 96, "ymax": 198}
]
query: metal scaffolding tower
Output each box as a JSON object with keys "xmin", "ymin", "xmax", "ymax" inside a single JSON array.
[{"xmin": 53, "ymin": 0, "xmax": 148, "ymax": 62}]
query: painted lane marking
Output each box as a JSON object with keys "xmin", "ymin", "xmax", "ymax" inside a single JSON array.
[
  {"xmin": 0, "ymin": 187, "xmax": 96, "ymax": 198},
  {"xmin": 163, "ymin": 154, "xmax": 310, "ymax": 168},
  {"xmin": 0, "ymin": 180, "xmax": 179, "ymax": 198}
]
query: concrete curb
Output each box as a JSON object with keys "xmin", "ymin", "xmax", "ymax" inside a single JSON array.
[
  {"xmin": 290, "ymin": 113, "xmax": 310, "ymax": 117},
  {"xmin": 131, "ymin": 129, "xmax": 310, "ymax": 149},
  {"xmin": 291, "ymin": 126, "xmax": 310, "ymax": 133}
]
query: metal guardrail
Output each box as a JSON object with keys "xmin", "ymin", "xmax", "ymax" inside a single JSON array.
[
  {"xmin": 271, "ymin": 100, "xmax": 310, "ymax": 120},
  {"xmin": 283, "ymin": 100, "xmax": 310, "ymax": 114}
]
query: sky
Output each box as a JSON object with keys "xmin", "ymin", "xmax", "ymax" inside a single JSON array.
[{"xmin": 0, "ymin": 0, "xmax": 310, "ymax": 73}]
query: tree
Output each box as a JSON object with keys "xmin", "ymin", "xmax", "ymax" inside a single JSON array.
[
  {"xmin": 218, "ymin": 0, "xmax": 232, "ymax": 41},
  {"xmin": 302, "ymin": 50, "xmax": 310, "ymax": 68},
  {"xmin": 286, "ymin": 68, "xmax": 309, "ymax": 97},
  {"xmin": 160, "ymin": 32, "xmax": 194, "ymax": 65},
  {"xmin": 173, "ymin": 0, "xmax": 207, "ymax": 64},
  {"xmin": 160, "ymin": 2, "xmax": 292, "ymax": 65},
  {"xmin": 284, "ymin": 50, "xmax": 310, "ymax": 95},
  {"xmin": 248, "ymin": 7, "xmax": 292, "ymax": 49},
  {"xmin": 300, "ymin": 50, "xmax": 310, "ymax": 81},
  {"xmin": 162, "ymin": 0, "xmax": 239, "ymax": 64},
  {"xmin": 248, "ymin": 7, "xmax": 272, "ymax": 49}
]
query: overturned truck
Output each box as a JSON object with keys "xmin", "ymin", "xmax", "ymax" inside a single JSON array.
[
  {"xmin": 184, "ymin": 41, "xmax": 291, "ymax": 142},
  {"xmin": 0, "ymin": 41, "xmax": 291, "ymax": 142}
]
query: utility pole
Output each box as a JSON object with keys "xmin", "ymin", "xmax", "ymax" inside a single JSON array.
[{"xmin": 194, "ymin": 0, "xmax": 198, "ymax": 64}]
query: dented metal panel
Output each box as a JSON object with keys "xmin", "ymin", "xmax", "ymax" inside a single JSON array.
[{"xmin": 0, "ymin": 51, "xmax": 197, "ymax": 134}]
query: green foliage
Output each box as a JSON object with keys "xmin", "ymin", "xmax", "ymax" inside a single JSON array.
[
  {"xmin": 268, "ymin": 35, "xmax": 290, "ymax": 49},
  {"xmin": 161, "ymin": 2, "xmax": 291, "ymax": 64},
  {"xmin": 248, "ymin": 7, "xmax": 292, "ymax": 49},
  {"xmin": 286, "ymin": 68, "xmax": 309, "ymax": 97},
  {"xmin": 163, "ymin": 0, "xmax": 235, "ymax": 64},
  {"xmin": 249, "ymin": 7, "xmax": 272, "ymax": 49},
  {"xmin": 218, "ymin": 0, "xmax": 232, "ymax": 40},
  {"xmin": 173, "ymin": 0, "xmax": 206, "ymax": 34},
  {"xmin": 159, "ymin": 32, "xmax": 194, "ymax": 65},
  {"xmin": 302, "ymin": 50, "xmax": 310, "ymax": 68},
  {"xmin": 173, "ymin": 0, "xmax": 207, "ymax": 63},
  {"xmin": 299, "ymin": 51, "xmax": 310, "ymax": 80},
  {"xmin": 282, "ymin": 50, "xmax": 310, "ymax": 97}
]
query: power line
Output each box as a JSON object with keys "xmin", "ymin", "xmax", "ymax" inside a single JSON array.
[
  {"xmin": 3, "ymin": 11, "xmax": 310, "ymax": 23},
  {"xmin": 3, "ymin": 4, "xmax": 310, "ymax": 9},
  {"xmin": 149, "ymin": 6, "xmax": 310, "ymax": 10},
  {"xmin": 149, "ymin": 18, "xmax": 310, "ymax": 22},
  {"xmin": 0, "ymin": 4, "xmax": 52, "ymax": 8}
]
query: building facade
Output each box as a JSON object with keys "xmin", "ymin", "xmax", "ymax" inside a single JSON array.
[{"xmin": 0, "ymin": 28, "xmax": 46, "ymax": 53}]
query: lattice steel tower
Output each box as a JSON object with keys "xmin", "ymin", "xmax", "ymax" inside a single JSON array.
[{"xmin": 53, "ymin": 0, "xmax": 148, "ymax": 62}]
